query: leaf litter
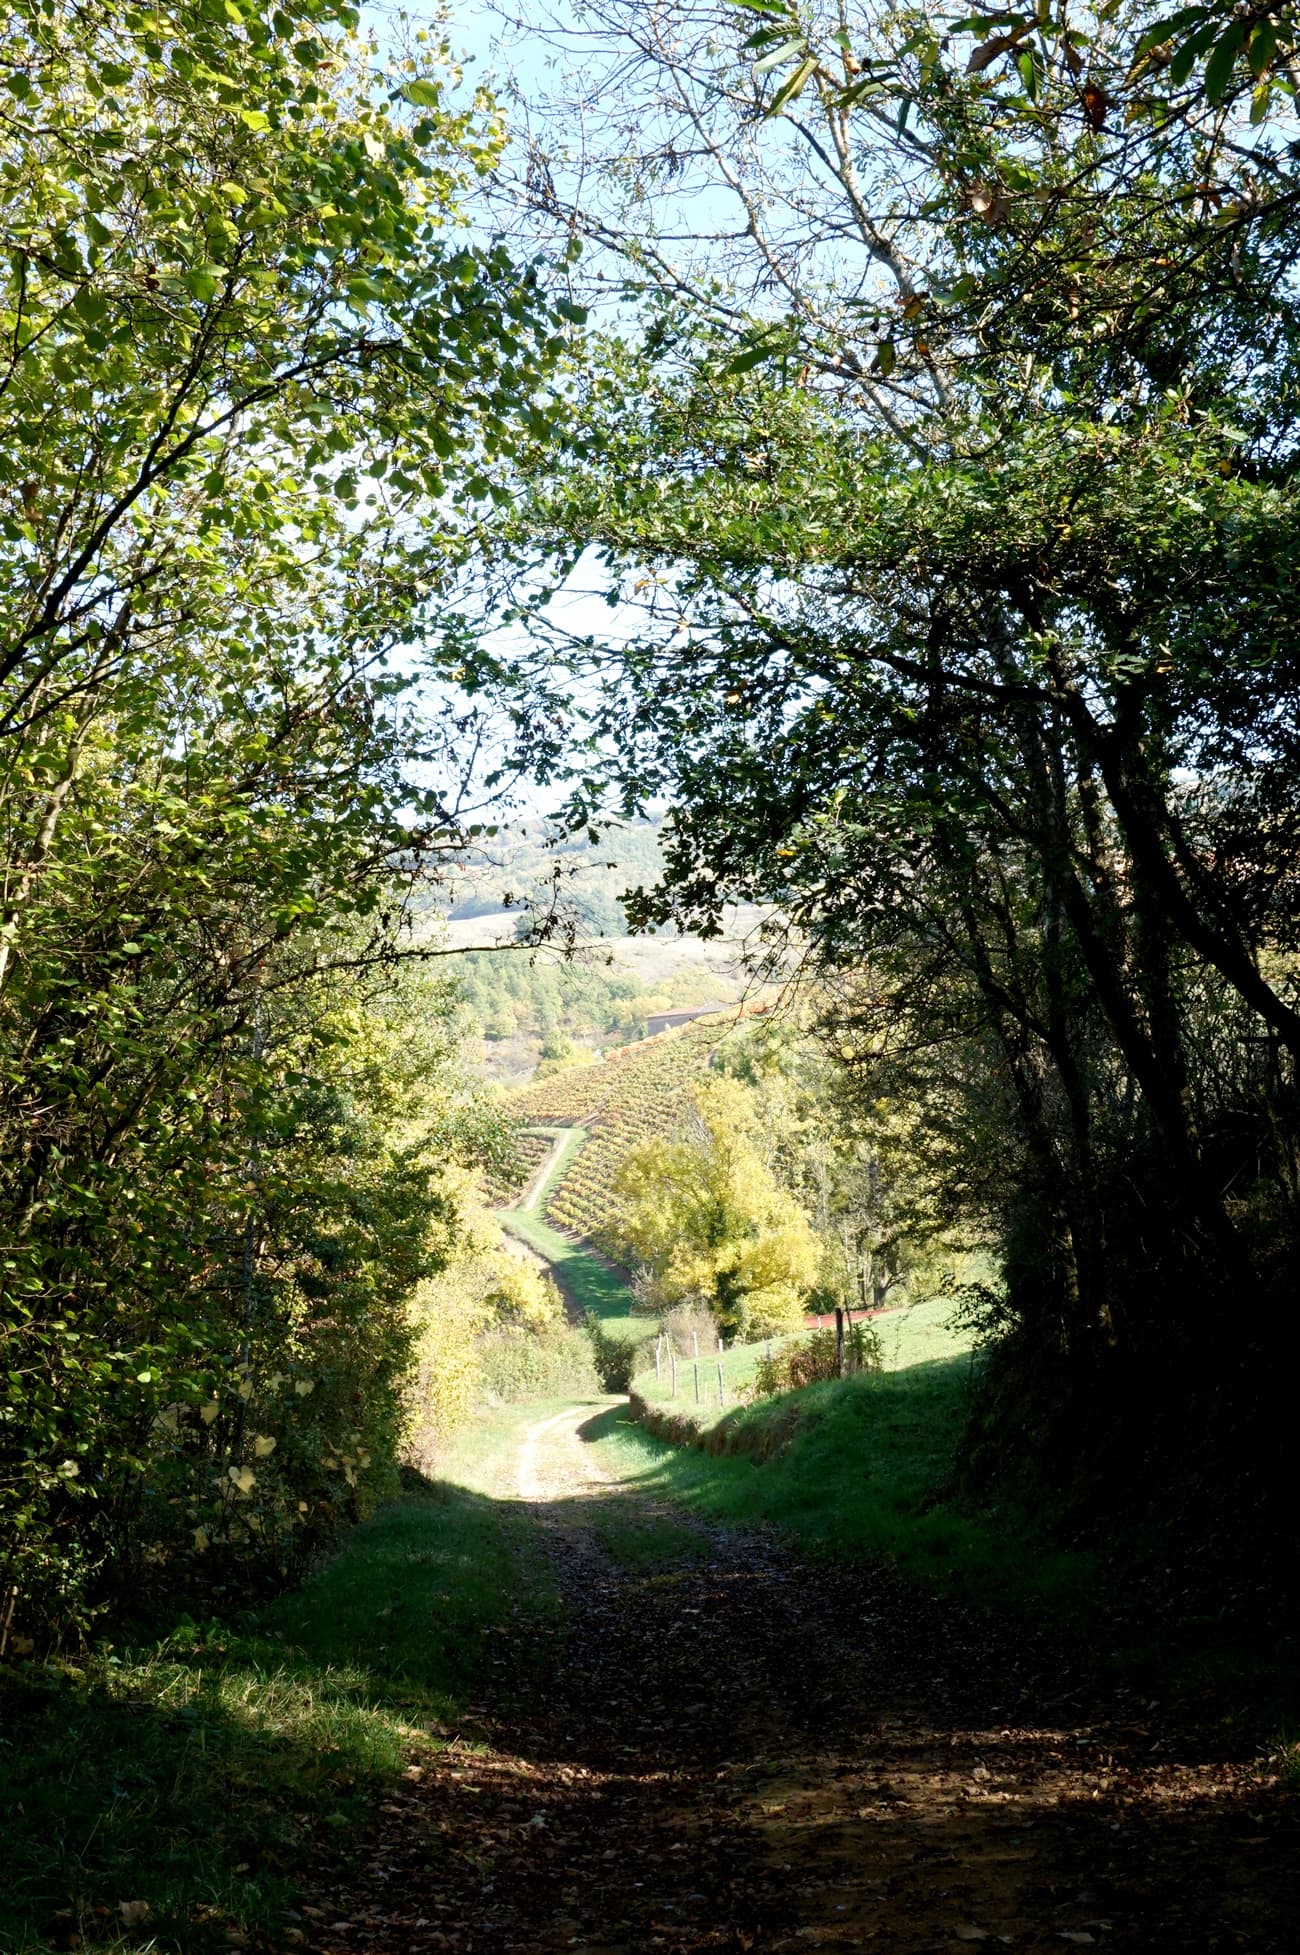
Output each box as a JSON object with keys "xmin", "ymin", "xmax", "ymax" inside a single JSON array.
[{"xmin": 295, "ymin": 1406, "xmax": 1298, "ymax": 1953}]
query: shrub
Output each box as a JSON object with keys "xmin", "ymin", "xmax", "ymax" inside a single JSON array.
[
  {"xmin": 753, "ymin": 1323, "xmax": 882, "ymax": 1397},
  {"xmin": 583, "ymin": 1314, "xmax": 651, "ymax": 1393},
  {"xmin": 476, "ymin": 1326, "xmax": 601, "ymax": 1402},
  {"xmin": 405, "ymin": 1218, "xmax": 572, "ymax": 1469},
  {"xmin": 661, "ymin": 1300, "xmax": 723, "ymax": 1355}
]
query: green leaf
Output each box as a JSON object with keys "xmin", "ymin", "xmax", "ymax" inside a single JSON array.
[
  {"xmin": 767, "ymin": 52, "xmax": 819, "ymax": 116},
  {"xmin": 725, "ymin": 342, "xmax": 780, "ymax": 374},
  {"xmin": 1204, "ymin": 22, "xmax": 1247, "ymax": 101},
  {"xmin": 754, "ymin": 35, "xmax": 808, "ymax": 75},
  {"xmin": 403, "ymin": 79, "xmax": 441, "ymax": 107},
  {"xmin": 72, "ymin": 286, "xmax": 110, "ymax": 325},
  {"xmin": 1248, "ymin": 20, "xmax": 1277, "ymax": 79},
  {"xmin": 1169, "ymin": 19, "xmax": 1219, "ymax": 87},
  {"xmin": 948, "ymin": 13, "xmax": 1027, "ymax": 31},
  {"xmin": 1134, "ymin": 7, "xmax": 1210, "ymax": 57}
]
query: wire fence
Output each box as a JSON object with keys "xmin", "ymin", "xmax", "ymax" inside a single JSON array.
[{"xmin": 649, "ymin": 1306, "xmax": 870, "ymax": 1407}]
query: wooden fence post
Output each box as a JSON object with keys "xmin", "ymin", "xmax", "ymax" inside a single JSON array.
[
  {"xmin": 835, "ymin": 1305, "xmax": 846, "ymax": 1379},
  {"xmin": 717, "ymin": 1359, "xmax": 725, "ymax": 1407}
]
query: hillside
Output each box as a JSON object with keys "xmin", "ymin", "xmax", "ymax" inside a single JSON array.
[
  {"xmin": 451, "ymin": 939, "xmax": 753, "ymax": 1085},
  {"xmin": 444, "ymin": 815, "xmax": 666, "ymax": 934},
  {"xmin": 501, "ymin": 1009, "xmax": 762, "ymax": 1240}
]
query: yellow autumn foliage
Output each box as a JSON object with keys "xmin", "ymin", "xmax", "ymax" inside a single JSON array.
[
  {"xmin": 404, "ymin": 1200, "xmax": 567, "ymax": 1467},
  {"xmin": 609, "ymin": 1075, "xmax": 821, "ymax": 1338}
]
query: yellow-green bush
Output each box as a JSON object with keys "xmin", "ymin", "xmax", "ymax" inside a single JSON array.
[
  {"xmin": 404, "ymin": 1209, "xmax": 574, "ymax": 1467},
  {"xmin": 607, "ymin": 1076, "xmax": 822, "ymax": 1339}
]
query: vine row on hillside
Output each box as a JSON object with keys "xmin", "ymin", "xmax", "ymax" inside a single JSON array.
[{"xmin": 498, "ymin": 1012, "xmax": 760, "ymax": 1240}]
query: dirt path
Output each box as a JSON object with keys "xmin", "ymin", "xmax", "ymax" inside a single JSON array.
[
  {"xmin": 515, "ymin": 1127, "xmax": 585, "ymax": 1217},
  {"xmin": 301, "ymin": 1404, "xmax": 1298, "ymax": 1953}
]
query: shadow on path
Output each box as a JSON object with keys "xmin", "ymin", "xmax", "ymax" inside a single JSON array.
[{"xmin": 301, "ymin": 1405, "xmax": 1298, "ymax": 1954}]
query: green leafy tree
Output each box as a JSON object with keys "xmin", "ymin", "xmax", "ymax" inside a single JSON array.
[
  {"xmin": 494, "ymin": 0, "xmax": 1300, "ymax": 1541},
  {"xmin": 717, "ymin": 1015, "xmax": 968, "ymax": 1313},
  {"xmin": 0, "ymin": 0, "xmax": 565, "ymax": 1644}
]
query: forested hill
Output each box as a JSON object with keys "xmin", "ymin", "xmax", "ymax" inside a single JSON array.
[
  {"xmin": 432, "ymin": 819, "xmax": 770, "ymax": 1083},
  {"xmin": 442, "ymin": 816, "xmax": 667, "ymax": 936}
]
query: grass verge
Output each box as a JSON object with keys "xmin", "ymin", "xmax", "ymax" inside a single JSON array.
[
  {"xmin": 498, "ymin": 1207, "xmax": 644, "ymax": 1344},
  {"xmin": 630, "ymin": 1298, "xmax": 977, "ymax": 1434},
  {"xmin": 599, "ymin": 1354, "xmax": 1300, "ymax": 1737},
  {"xmin": 0, "ymin": 1406, "xmax": 562, "ymax": 1955},
  {"xmin": 515, "ymin": 1124, "xmax": 588, "ymax": 1213},
  {"xmin": 595, "ymin": 1355, "xmax": 1093, "ymax": 1621}
]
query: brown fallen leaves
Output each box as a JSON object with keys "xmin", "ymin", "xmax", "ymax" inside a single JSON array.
[{"xmin": 294, "ymin": 1419, "xmax": 1299, "ymax": 1955}]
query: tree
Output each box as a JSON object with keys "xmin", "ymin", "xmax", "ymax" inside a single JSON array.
[
  {"xmin": 493, "ymin": 0, "xmax": 1300, "ymax": 1529},
  {"xmin": 716, "ymin": 1014, "xmax": 969, "ymax": 1313},
  {"xmin": 0, "ymin": 0, "xmax": 566, "ymax": 1645},
  {"xmin": 608, "ymin": 1075, "xmax": 821, "ymax": 1336}
]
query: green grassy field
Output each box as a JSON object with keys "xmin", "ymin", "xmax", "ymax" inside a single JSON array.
[
  {"xmin": 497, "ymin": 1125, "xmax": 647, "ymax": 1346},
  {"xmin": 498, "ymin": 1208, "xmax": 646, "ymax": 1344},
  {"xmin": 609, "ymin": 1300, "xmax": 1102, "ymax": 1629},
  {"xmin": 635, "ymin": 1331, "xmax": 787, "ymax": 1418},
  {"xmin": 0, "ymin": 1406, "xmax": 564, "ymax": 1955},
  {"xmin": 630, "ymin": 1297, "xmax": 978, "ymax": 1431}
]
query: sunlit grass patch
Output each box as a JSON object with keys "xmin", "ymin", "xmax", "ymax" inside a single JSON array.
[
  {"xmin": 0, "ymin": 1451, "xmax": 559, "ymax": 1953},
  {"xmin": 499, "ymin": 1208, "xmax": 644, "ymax": 1343},
  {"xmin": 630, "ymin": 1296, "xmax": 978, "ymax": 1433}
]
